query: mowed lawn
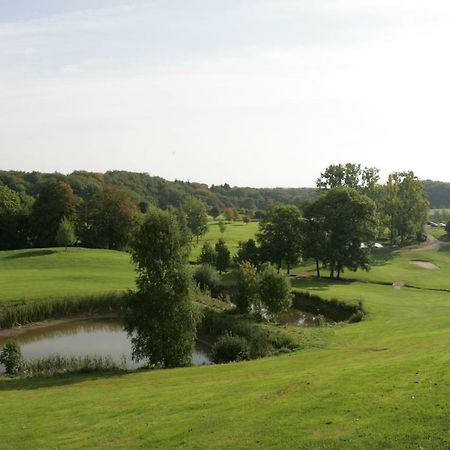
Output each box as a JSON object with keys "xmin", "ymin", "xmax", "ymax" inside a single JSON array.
[
  {"xmin": 0, "ymin": 241, "xmax": 449, "ymax": 447},
  {"xmin": 0, "ymin": 248, "xmax": 136, "ymax": 305}
]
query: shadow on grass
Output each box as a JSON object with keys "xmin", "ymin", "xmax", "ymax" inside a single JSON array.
[
  {"xmin": 291, "ymin": 277, "xmax": 353, "ymax": 292},
  {"xmin": 0, "ymin": 369, "xmax": 132, "ymax": 391},
  {"xmin": 5, "ymin": 249, "xmax": 58, "ymax": 260}
]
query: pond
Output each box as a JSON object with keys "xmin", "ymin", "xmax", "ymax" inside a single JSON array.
[
  {"xmin": 0, "ymin": 317, "xmax": 212, "ymax": 373},
  {"xmin": 277, "ymin": 309, "xmax": 327, "ymax": 326}
]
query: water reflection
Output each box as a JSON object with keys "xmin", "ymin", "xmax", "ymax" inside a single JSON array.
[{"xmin": 0, "ymin": 318, "xmax": 212, "ymax": 373}]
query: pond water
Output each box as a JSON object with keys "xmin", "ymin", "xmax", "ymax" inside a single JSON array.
[
  {"xmin": 277, "ymin": 309, "xmax": 327, "ymax": 326},
  {"xmin": 0, "ymin": 318, "xmax": 212, "ymax": 373}
]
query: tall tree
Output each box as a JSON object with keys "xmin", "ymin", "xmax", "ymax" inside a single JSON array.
[
  {"xmin": 183, "ymin": 196, "xmax": 208, "ymax": 243},
  {"xmin": 383, "ymin": 172, "xmax": 429, "ymax": 245},
  {"xmin": 56, "ymin": 217, "xmax": 76, "ymax": 251},
  {"xmin": 257, "ymin": 204, "xmax": 303, "ymax": 274},
  {"xmin": 308, "ymin": 188, "xmax": 378, "ymax": 279},
  {"xmin": 86, "ymin": 186, "xmax": 140, "ymax": 250},
  {"xmin": 124, "ymin": 208, "xmax": 198, "ymax": 368},
  {"xmin": 31, "ymin": 181, "xmax": 81, "ymax": 247},
  {"xmin": 215, "ymin": 238, "xmax": 231, "ymax": 273}
]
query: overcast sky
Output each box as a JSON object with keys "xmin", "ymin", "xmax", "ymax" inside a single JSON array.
[{"xmin": 1, "ymin": 1, "xmax": 449, "ymax": 187}]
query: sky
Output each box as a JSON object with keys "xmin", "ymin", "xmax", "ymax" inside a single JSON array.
[{"xmin": 1, "ymin": 0, "xmax": 450, "ymax": 187}]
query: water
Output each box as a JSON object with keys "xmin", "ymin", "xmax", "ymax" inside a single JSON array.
[
  {"xmin": 277, "ymin": 309, "xmax": 327, "ymax": 327},
  {"xmin": 0, "ymin": 318, "xmax": 212, "ymax": 373}
]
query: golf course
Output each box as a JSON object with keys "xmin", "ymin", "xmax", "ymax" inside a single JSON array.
[{"xmin": 0, "ymin": 227, "xmax": 448, "ymax": 449}]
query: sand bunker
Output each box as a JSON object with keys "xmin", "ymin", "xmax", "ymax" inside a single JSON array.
[{"xmin": 409, "ymin": 260, "xmax": 439, "ymax": 270}]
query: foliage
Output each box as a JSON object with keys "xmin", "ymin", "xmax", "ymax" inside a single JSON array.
[
  {"xmin": 446, "ymin": 221, "xmax": 450, "ymax": 234},
  {"xmin": 383, "ymin": 172, "xmax": 429, "ymax": 245},
  {"xmin": 183, "ymin": 196, "xmax": 209, "ymax": 243},
  {"xmin": 215, "ymin": 238, "xmax": 231, "ymax": 273},
  {"xmin": 23, "ymin": 354, "xmax": 126, "ymax": 377},
  {"xmin": 234, "ymin": 261, "xmax": 259, "ymax": 314},
  {"xmin": 0, "ymin": 186, "xmax": 28, "ymax": 250},
  {"xmin": 211, "ymin": 333, "xmax": 249, "ymax": 363},
  {"xmin": 83, "ymin": 186, "xmax": 140, "ymax": 250},
  {"xmin": 0, "ymin": 293, "xmax": 125, "ymax": 328},
  {"xmin": 198, "ymin": 241, "xmax": 217, "ymax": 265},
  {"xmin": 316, "ymin": 163, "xmax": 380, "ymax": 193},
  {"xmin": 193, "ymin": 264, "xmax": 222, "ymax": 296},
  {"xmin": 56, "ymin": 217, "xmax": 76, "ymax": 250},
  {"xmin": 257, "ymin": 204, "xmax": 303, "ymax": 273},
  {"xmin": 257, "ymin": 265, "xmax": 292, "ymax": 316},
  {"xmin": 234, "ymin": 238, "xmax": 260, "ymax": 267},
  {"xmin": 0, "ymin": 186, "xmax": 21, "ymax": 216},
  {"xmin": 218, "ymin": 219, "xmax": 226, "ymax": 233},
  {"xmin": 223, "ymin": 207, "xmax": 239, "ymax": 221},
  {"xmin": 124, "ymin": 208, "xmax": 198, "ymax": 368},
  {"xmin": 0, "ymin": 341, "xmax": 23, "ymax": 375},
  {"xmin": 305, "ymin": 188, "xmax": 379, "ymax": 279},
  {"xmin": 30, "ymin": 181, "xmax": 81, "ymax": 247}
]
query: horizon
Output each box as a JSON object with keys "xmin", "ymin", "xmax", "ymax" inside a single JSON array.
[{"xmin": 2, "ymin": 1, "xmax": 450, "ymax": 186}]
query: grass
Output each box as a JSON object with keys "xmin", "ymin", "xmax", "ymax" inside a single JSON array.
[
  {"xmin": 0, "ymin": 232, "xmax": 449, "ymax": 448},
  {"xmin": 0, "ymin": 248, "xmax": 135, "ymax": 305},
  {"xmin": 190, "ymin": 220, "xmax": 259, "ymax": 261}
]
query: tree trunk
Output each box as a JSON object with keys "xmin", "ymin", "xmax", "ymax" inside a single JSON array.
[
  {"xmin": 287, "ymin": 263, "xmax": 290, "ymax": 275},
  {"xmin": 315, "ymin": 259, "xmax": 320, "ymax": 278}
]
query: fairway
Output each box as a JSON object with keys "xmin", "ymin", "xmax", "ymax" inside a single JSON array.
[
  {"xmin": 0, "ymin": 248, "xmax": 135, "ymax": 305},
  {"xmin": 1, "ymin": 242, "xmax": 449, "ymax": 448}
]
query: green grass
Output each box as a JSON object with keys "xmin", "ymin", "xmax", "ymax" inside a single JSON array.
[
  {"xmin": 1, "ymin": 235, "xmax": 449, "ymax": 448},
  {"xmin": 0, "ymin": 248, "xmax": 135, "ymax": 305},
  {"xmin": 190, "ymin": 220, "xmax": 259, "ymax": 261}
]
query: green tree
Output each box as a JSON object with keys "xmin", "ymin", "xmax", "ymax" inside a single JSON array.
[
  {"xmin": 234, "ymin": 238, "xmax": 260, "ymax": 268},
  {"xmin": 0, "ymin": 186, "xmax": 21, "ymax": 216},
  {"xmin": 309, "ymin": 188, "xmax": 378, "ymax": 279},
  {"xmin": 86, "ymin": 186, "xmax": 140, "ymax": 250},
  {"xmin": 183, "ymin": 196, "xmax": 208, "ymax": 243},
  {"xmin": 215, "ymin": 238, "xmax": 231, "ymax": 273},
  {"xmin": 446, "ymin": 221, "xmax": 450, "ymax": 235},
  {"xmin": 316, "ymin": 163, "xmax": 380, "ymax": 192},
  {"xmin": 218, "ymin": 219, "xmax": 227, "ymax": 234},
  {"xmin": 0, "ymin": 186, "xmax": 28, "ymax": 250},
  {"xmin": 124, "ymin": 208, "xmax": 198, "ymax": 368},
  {"xmin": 257, "ymin": 204, "xmax": 303, "ymax": 274},
  {"xmin": 0, "ymin": 341, "xmax": 23, "ymax": 375},
  {"xmin": 383, "ymin": 172, "xmax": 429, "ymax": 245},
  {"xmin": 198, "ymin": 241, "xmax": 217, "ymax": 265},
  {"xmin": 223, "ymin": 207, "xmax": 239, "ymax": 222},
  {"xmin": 56, "ymin": 217, "xmax": 76, "ymax": 250},
  {"xmin": 234, "ymin": 261, "xmax": 259, "ymax": 314},
  {"xmin": 258, "ymin": 265, "xmax": 292, "ymax": 317},
  {"xmin": 209, "ymin": 206, "xmax": 220, "ymax": 219},
  {"xmin": 31, "ymin": 181, "xmax": 81, "ymax": 247}
]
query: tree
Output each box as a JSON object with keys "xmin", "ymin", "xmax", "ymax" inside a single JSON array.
[
  {"xmin": 198, "ymin": 241, "xmax": 217, "ymax": 265},
  {"xmin": 215, "ymin": 238, "xmax": 231, "ymax": 273},
  {"xmin": 31, "ymin": 181, "xmax": 81, "ymax": 247},
  {"xmin": 218, "ymin": 219, "xmax": 227, "ymax": 234},
  {"xmin": 0, "ymin": 186, "xmax": 28, "ymax": 250},
  {"xmin": 0, "ymin": 341, "xmax": 23, "ymax": 375},
  {"xmin": 257, "ymin": 204, "xmax": 303, "ymax": 274},
  {"xmin": 183, "ymin": 196, "xmax": 208, "ymax": 243},
  {"xmin": 124, "ymin": 208, "xmax": 198, "ymax": 368},
  {"xmin": 223, "ymin": 207, "xmax": 239, "ymax": 222},
  {"xmin": 308, "ymin": 188, "xmax": 378, "ymax": 279},
  {"xmin": 234, "ymin": 238, "xmax": 260, "ymax": 267},
  {"xmin": 316, "ymin": 163, "xmax": 380, "ymax": 192},
  {"xmin": 209, "ymin": 206, "xmax": 220, "ymax": 219},
  {"xmin": 56, "ymin": 217, "xmax": 76, "ymax": 250},
  {"xmin": 86, "ymin": 186, "xmax": 140, "ymax": 250},
  {"xmin": 302, "ymin": 201, "xmax": 328, "ymax": 278},
  {"xmin": 445, "ymin": 221, "xmax": 450, "ymax": 235},
  {"xmin": 234, "ymin": 261, "xmax": 259, "ymax": 314},
  {"xmin": 383, "ymin": 172, "xmax": 429, "ymax": 245},
  {"xmin": 258, "ymin": 265, "xmax": 292, "ymax": 317}
]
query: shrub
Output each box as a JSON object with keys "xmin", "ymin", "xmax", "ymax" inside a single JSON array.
[
  {"xmin": 0, "ymin": 341, "xmax": 23, "ymax": 375},
  {"xmin": 198, "ymin": 241, "xmax": 217, "ymax": 265},
  {"xmin": 212, "ymin": 333, "xmax": 249, "ymax": 363},
  {"xmin": 193, "ymin": 264, "xmax": 222, "ymax": 296},
  {"xmin": 215, "ymin": 239, "xmax": 231, "ymax": 273},
  {"xmin": 258, "ymin": 265, "xmax": 292, "ymax": 316},
  {"xmin": 234, "ymin": 261, "xmax": 259, "ymax": 314},
  {"xmin": 348, "ymin": 310, "xmax": 364, "ymax": 323}
]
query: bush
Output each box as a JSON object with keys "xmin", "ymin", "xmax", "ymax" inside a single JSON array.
[
  {"xmin": 198, "ymin": 241, "xmax": 217, "ymax": 265},
  {"xmin": 0, "ymin": 341, "xmax": 23, "ymax": 375},
  {"xmin": 258, "ymin": 265, "xmax": 292, "ymax": 316},
  {"xmin": 234, "ymin": 261, "xmax": 259, "ymax": 314},
  {"xmin": 193, "ymin": 264, "xmax": 222, "ymax": 296},
  {"xmin": 212, "ymin": 333, "xmax": 249, "ymax": 363}
]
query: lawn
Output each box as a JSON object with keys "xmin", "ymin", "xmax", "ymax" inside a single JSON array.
[
  {"xmin": 0, "ymin": 241, "xmax": 449, "ymax": 448},
  {"xmin": 0, "ymin": 247, "xmax": 135, "ymax": 305}
]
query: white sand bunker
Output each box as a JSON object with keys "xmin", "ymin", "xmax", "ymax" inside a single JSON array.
[{"xmin": 409, "ymin": 260, "xmax": 439, "ymax": 270}]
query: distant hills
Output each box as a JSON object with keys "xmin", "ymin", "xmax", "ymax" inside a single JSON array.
[{"xmin": 1, "ymin": 170, "xmax": 449, "ymax": 210}]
